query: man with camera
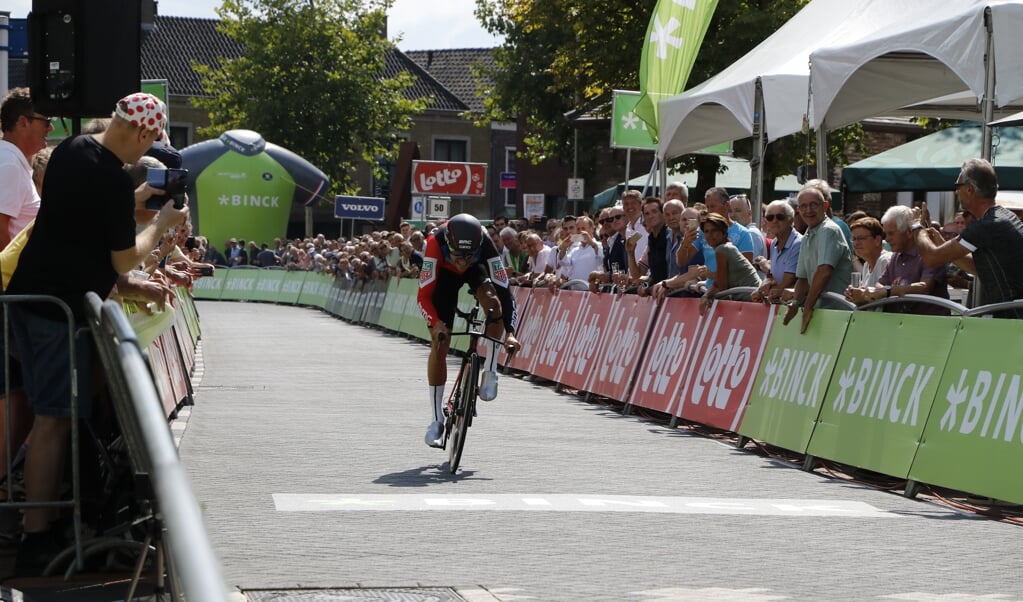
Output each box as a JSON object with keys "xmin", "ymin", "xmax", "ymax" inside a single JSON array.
[{"xmin": 6, "ymin": 92, "xmax": 188, "ymax": 575}]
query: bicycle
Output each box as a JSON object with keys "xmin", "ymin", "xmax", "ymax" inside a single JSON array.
[{"xmin": 438, "ymin": 302, "xmax": 509, "ymax": 474}]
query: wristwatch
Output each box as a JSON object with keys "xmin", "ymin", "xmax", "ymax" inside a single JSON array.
[
  {"xmin": 885, "ymin": 285, "xmax": 893, "ymax": 298},
  {"xmin": 911, "ymin": 223, "xmax": 924, "ymax": 232}
]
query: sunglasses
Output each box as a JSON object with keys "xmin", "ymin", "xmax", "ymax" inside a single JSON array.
[
  {"xmin": 764, "ymin": 214, "xmax": 787, "ymax": 221},
  {"xmin": 26, "ymin": 114, "xmax": 53, "ymax": 126}
]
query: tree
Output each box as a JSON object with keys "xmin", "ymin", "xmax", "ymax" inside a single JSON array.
[
  {"xmin": 473, "ymin": 0, "xmax": 862, "ymax": 194},
  {"xmin": 192, "ymin": 0, "xmax": 427, "ymax": 196}
]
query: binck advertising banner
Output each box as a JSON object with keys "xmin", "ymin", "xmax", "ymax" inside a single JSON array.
[
  {"xmin": 807, "ymin": 311, "xmax": 958, "ymax": 477},
  {"xmin": 739, "ymin": 307, "xmax": 850, "ymax": 454},
  {"xmin": 909, "ymin": 316, "xmax": 1023, "ymax": 503}
]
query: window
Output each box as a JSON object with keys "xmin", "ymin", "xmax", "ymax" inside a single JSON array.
[{"xmin": 434, "ymin": 138, "xmax": 467, "ymax": 162}]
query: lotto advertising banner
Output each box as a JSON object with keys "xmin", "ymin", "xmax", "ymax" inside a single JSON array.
[
  {"xmin": 739, "ymin": 307, "xmax": 850, "ymax": 453},
  {"xmin": 678, "ymin": 300, "xmax": 774, "ymax": 431},
  {"xmin": 411, "ymin": 161, "xmax": 487, "ymax": 197},
  {"xmin": 582, "ymin": 293, "xmax": 657, "ymax": 402},
  {"xmin": 529, "ymin": 290, "xmax": 589, "ymax": 383},
  {"xmin": 909, "ymin": 317, "xmax": 1023, "ymax": 504},
  {"xmin": 627, "ymin": 297, "xmax": 703, "ymax": 414},
  {"xmin": 507, "ymin": 287, "xmax": 554, "ymax": 373},
  {"xmin": 807, "ymin": 312, "xmax": 958, "ymax": 478},
  {"xmin": 554, "ymin": 292, "xmax": 621, "ymax": 393}
]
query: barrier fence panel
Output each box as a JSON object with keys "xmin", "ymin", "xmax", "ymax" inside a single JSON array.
[
  {"xmin": 909, "ymin": 316, "xmax": 1023, "ymax": 503},
  {"xmin": 582, "ymin": 292, "xmax": 657, "ymax": 402},
  {"xmin": 488, "ymin": 286, "xmax": 534, "ymax": 369},
  {"xmin": 297, "ymin": 274, "xmax": 332, "ymax": 309},
  {"xmin": 806, "ymin": 311, "xmax": 959, "ymax": 478},
  {"xmin": 554, "ymin": 291, "xmax": 625, "ymax": 393},
  {"xmin": 249, "ymin": 269, "xmax": 287, "ymax": 303},
  {"xmin": 529, "ymin": 289, "xmax": 589, "ymax": 383},
  {"xmin": 396, "ymin": 279, "xmax": 431, "ymax": 341},
  {"xmin": 738, "ymin": 307, "xmax": 850, "ymax": 453},
  {"xmin": 279, "ymin": 271, "xmax": 306, "ymax": 305},
  {"xmin": 219, "ymin": 269, "xmax": 261, "ymax": 301},
  {"xmin": 506, "ymin": 287, "xmax": 551, "ymax": 373},
  {"xmin": 175, "ymin": 286, "xmax": 202, "ymax": 345},
  {"xmin": 627, "ymin": 296, "xmax": 702, "ymax": 414},
  {"xmin": 377, "ymin": 279, "xmax": 405, "ymax": 332},
  {"xmin": 677, "ymin": 299, "xmax": 775, "ymax": 432},
  {"xmin": 192, "ymin": 269, "xmax": 227, "ymax": 300}
]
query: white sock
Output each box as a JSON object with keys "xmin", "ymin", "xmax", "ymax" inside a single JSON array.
[
  {"xmin": 484, "ymin": 339, "xmax": 500, "ymax": 374},
  {"xmin": 430, "ymin": 385, "xmax": 444, "ymax": 422}
]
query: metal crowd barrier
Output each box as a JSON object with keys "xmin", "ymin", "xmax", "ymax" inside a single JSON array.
[
  {"xmin": 1, "ymin": 295, "xmax": 83, "ymax": 574},
  {"xmin": 84, "ymin": 292, "xmax": 229, "ymax": 601}
]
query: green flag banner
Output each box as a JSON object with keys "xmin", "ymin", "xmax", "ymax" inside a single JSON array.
[
  {"xmin": 634, "ymin": 0, "xmax": 719, "ymax": 141},
  {"xmin": 739, "ymin": 307, "xmax": 850, "ymax": 454},
  {"xmin": 613, "ymin": 91, "xmax": 731, "ymax": 154},
  {"xmin": 807, "ymin": 312, "xmax": 959, "ymax": 478},
  {"xmin": 910, "ymin": 317, "xmax": 1023, "ymax": 504}
]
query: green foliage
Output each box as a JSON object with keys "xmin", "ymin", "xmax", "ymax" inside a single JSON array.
[
  {"xmin": 191, "ymin": 0, "xmax": 427, "ymax": 196},
  {"xmin": 474, "ymin": 0, "xmax": 861, "ymax": 188}
]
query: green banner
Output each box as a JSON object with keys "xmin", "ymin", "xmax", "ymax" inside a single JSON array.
[
  {"xmin": 378, "ymin": 279, "xmax": 407, "ymax": 332},
  {"xmin": 612, "ymin": 91, "xmax": 731, "ymax": 154},
  {"xmin": 192, "ymin": 269, "xmax": 227, "ymax": 300},
  {"xmin": 634, "ymin": 0, "xmax": 718, "ymax": 139},
  {"xmin": 396, "ymin": 279, "xmax": 430, "ymax": 342},
  {"xmin": 219, "ymin": 269, "xmax": 262, "ymax": 301},
  {"xmin": 807, "ymin": 312, "xmax": 958, "ymax": 478},
  {"xmin": 194, "ymin": 150, "xmax": 296, "ymax": 253},
  {"xmin": 738, "ymin": 308, "xmax": 850, "ymax": 453},
  {"xmin": 278, "ymin": 271, "xmax": 305, "ymax": 305},
  {"xmin": 297, "ymin": 273, "xmax": 332, "ymax": 309},
  {"xmin": 249, "ymin": 269, "xmax": 287, "ymax": 303},
  {"xmin": 910, "ymin": 317, "xmax": 1023, "ymax": 504}
]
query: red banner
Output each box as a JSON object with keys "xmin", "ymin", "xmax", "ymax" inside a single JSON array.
[
  {"xmin": 627, "ymin": 297, "xmax": 703, "ymax": 414},
  {"xmin": 506, "ymin": 287, "xmax": 550, "ymax": 372},
  {"xmin": 582, "ymin": 293, "xmax": 658, "ymax": 402},
  {"xmin": 554, "ymin": 292, "xmax": 615, "ymax": 391},
  {"xmin": 677, "ymin": 300, "xmax": 775, "ymax": 431},
  {"xmin": 411, "ymin": 161, "xmax": 488, "ymax": 197},
  {"xmin": 530, "ymin": 290, "xmax": 588, "ymax": 383}
]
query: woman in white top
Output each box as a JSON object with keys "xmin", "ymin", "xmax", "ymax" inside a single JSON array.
[{"xmin": 848, "ymin": 216, "xmax": 891, "ymax": 287}]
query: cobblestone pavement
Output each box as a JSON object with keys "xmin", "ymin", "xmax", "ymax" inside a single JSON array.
[{"xmin": 181, "ymin": 301, "xmax": 1023, "ymax": 602}]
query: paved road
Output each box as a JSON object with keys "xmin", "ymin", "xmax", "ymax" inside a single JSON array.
[{"xmin": 181, "ymin": 301, "xmax": 1022, "ymax": 602}]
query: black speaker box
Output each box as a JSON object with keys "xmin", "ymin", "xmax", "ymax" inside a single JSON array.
[{"xmin": 28, "ymin": 0, "xmax": 141, "ymax": 118}]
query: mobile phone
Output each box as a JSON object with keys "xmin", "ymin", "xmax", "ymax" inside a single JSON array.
[
  {"xmin": 571, "ymin": 234, "xmax": 583, "ymax": 243},
  {"xmin": 197, "ymin": 265, "xmax": 214, "ymax": 277},
  {"xmin": 628, "ymin": 232, "xmax": 642, "ymax": 245},
  {"xmin": 687, "ymin": 218, "xmax": 699, "ymax": 231},
  {"xmin": 145, "ymin": 167, "xmax": 188, "ymax": 210}
]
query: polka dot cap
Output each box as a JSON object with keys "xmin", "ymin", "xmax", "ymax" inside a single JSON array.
[{"xmin": 115, "ymin": 92, "xmax": 169, "ymax": 143}]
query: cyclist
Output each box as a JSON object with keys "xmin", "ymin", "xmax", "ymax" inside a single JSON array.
[{"xmin": 418, "ymin": 213, "xmax": 520, "ymax": 448}]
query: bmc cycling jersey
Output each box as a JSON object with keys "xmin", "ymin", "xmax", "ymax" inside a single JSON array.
[{"xmin": 417, "ymin": 226, "xmax": 517, "ymax": 334}]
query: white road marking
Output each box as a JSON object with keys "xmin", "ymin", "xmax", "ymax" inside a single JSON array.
[{"xmin": 272, "ymin": 494, "xmax": 895, "ymax": 517}]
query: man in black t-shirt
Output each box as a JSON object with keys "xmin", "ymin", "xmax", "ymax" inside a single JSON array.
[
  {"xmin": 6, "ymin": 92, "xmax": 188, "ymax": 575},
  {"xmin": 915, "ymin": 158, "xmax": 1023, "ymax": 319}
]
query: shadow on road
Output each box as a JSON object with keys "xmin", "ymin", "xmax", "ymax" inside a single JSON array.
[{"xmin": 374, "ymin": 465, "xmax": 493, "ymax": 487}]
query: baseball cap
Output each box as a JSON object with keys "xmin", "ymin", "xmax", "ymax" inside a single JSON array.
[{"xmin": 115, "ymin": 92, "xmax": 169, "ymax": 144}]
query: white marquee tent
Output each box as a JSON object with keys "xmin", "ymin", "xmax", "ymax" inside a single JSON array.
[
  {"xmin": 810, "ymin": 1, "xmax": 1023, "ymax": 134},
  {"xmin": 657, "ymin": 0, "xmax": 918, "ymax": 161}
]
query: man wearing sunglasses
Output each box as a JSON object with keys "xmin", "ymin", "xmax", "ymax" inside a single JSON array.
[
  {"xmin": 0, "ymin": 88, "xmax": 50, "ymax": 250},
  {"xmin": 418, "ymin": 213, "xmax": 520, "ymax": 448},
  {"xmin": 588, "ymin": 206, "xmax": 629, "ymax": 292}
]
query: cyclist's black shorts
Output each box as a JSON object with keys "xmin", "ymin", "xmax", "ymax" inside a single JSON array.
[{"xmin": 433, "ymin": 263, "xmax": 490, "ymax": 329}]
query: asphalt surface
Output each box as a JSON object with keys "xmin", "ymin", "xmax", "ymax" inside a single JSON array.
[{"xmin": 181, "ymin": 300, "xmax": 1023, "ymax": 602}]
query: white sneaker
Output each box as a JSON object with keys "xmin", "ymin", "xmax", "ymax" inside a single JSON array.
[
  {"xmin": 479, "ymin": 371, "xmax": 498, "ymax": 401},
  {"xmin": 424, "ymin": 420, "xmax": 444, "ymax": 448}
]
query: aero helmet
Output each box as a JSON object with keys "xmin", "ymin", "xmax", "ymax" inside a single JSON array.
[{"xmin": 444, "ymin": 213, "xmax": 483, "ymax": 258}]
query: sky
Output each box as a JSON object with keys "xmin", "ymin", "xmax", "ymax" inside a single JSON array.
[{"xmin": 2, "ymin": 0, "xmax": 503, "ymax": 50}]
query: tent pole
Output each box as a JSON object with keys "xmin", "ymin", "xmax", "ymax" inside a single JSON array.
[
  {"xmin": 982, "ymin": 7, "xmax": 995, "ymax": 162},
  {"xmin": 625, "ymin": 148, "xmax": 632, "ymax": 194},
  {"xmin": 751, "ymin": 78, "xmax": 766, "ymax": 224},
  {"xmin": 641, "ymin": 156, "xmax": 658, "ymax": 197},
  {"xmin": 660, "ymin": 155, "xmax": 668, "ymax": 201}
]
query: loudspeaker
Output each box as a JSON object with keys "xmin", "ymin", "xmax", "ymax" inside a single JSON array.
[{"xmin": 28, "ymin": 0, "xmax": 141, "ymax": 118}]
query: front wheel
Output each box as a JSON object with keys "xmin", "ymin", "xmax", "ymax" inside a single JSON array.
[{"xmin": 448, "ymin": 352, "xmax": 478, "ymax": 473}]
